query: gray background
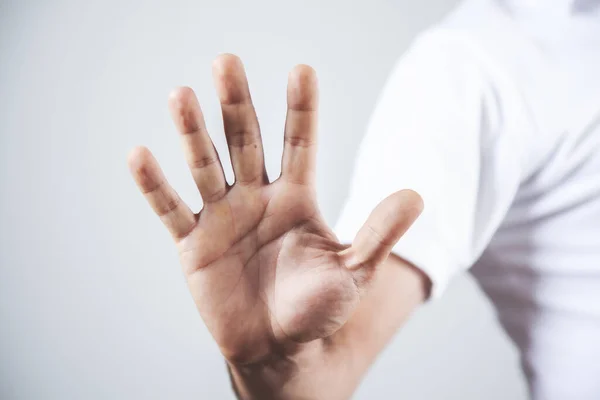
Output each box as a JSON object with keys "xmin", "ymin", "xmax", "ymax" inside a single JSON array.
[{"xmin": 0, "ymin": 0, "xmax": 528, "ymax": 398}]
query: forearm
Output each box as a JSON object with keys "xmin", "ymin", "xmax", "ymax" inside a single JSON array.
[{"xmin": 227, "ymin": 254, "xmax": 430, "ymax": 399}]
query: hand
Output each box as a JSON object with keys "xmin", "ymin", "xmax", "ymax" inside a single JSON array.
[{"xmin": 128, "ymin": 54, "xmax": 423, "ymax": 365}]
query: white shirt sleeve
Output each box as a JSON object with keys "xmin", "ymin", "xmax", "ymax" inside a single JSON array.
[{"xmin": 334, "ymin": 31, "xmax": 526, "ymax": 299}]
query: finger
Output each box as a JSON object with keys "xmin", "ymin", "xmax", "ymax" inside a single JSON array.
[
  {"xmin": 168, "ymin": 86, "xmax": 227, "ymax": 203},
  {"xmin": 212, "ymin": 54, "xmax": 266, "ymax": 185},
  {"xmin": 128, "ymin": 146, "xmax": 196, "ymax": 240},
  {"xmin": 281, "ymin": 65, "xmax": 318, "ymax": 186},
  {"xmin": 342, "ymin": 190, "xmax": 423, "ymax": 273}
]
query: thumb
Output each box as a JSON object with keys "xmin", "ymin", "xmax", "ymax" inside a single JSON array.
[{"xmin": 340, "ymin": 189, "xmax": 423, "ymax": 284}]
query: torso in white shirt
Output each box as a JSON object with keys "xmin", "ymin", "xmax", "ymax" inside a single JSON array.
[{"xmin": 335, "ymin": 0, "xmax": 600, "ymax": 398}]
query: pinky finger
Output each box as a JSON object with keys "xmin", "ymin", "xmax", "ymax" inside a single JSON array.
[{"xmin": 128, "ymin": 146, "xmax": 196, "ymax": 240}]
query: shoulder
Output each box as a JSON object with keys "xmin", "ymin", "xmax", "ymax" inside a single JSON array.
[{"xmin": 404, "ymin": 0, "xmax": 538, "ymax": 83}]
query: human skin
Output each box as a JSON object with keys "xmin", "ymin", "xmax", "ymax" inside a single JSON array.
[{"xmin": 128, "ymin": 54, "xmax": 429, "ymax": 399}]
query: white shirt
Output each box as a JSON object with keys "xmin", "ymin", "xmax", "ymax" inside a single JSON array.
[{"xmin": 334, "ymin": 0, "xmax": 600, "ymax": 398}]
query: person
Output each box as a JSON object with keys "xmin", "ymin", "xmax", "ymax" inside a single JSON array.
[{"xmin": 127, "ymin": 0, "xmax": 600, "ymax": 398}]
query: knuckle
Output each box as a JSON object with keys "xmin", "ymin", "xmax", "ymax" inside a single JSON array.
[
  {"xmin": 227, "ymin": 129, "xmax": 260, "ymax": 148},
  {"xmin": 284, "ymin": 135, "xmax": 315, "ymax": 148},
  {"xmin": 156, "ymin": 196, "xmax": 181, "ymax": 216},
  {"xmin": 190, "ymin": 154, "xmax": 219, "ymax": 169}
]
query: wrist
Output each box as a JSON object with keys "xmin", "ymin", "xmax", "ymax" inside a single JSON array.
[{"xmin": 226, "ymin": 337, "xmax": 353, "ymax": 400}]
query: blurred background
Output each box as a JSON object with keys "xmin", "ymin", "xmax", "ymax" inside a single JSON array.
[{"xmin": 0, "ymin": 0, "xmax": 528, "ymax": 398}]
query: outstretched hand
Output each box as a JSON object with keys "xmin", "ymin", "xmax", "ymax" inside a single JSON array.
[{"xmin": 128, "ymin": 54, "xmax": 423, "ymax": 365}]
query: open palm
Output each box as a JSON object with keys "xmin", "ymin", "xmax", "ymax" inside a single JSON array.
[{"xmin": 128, "ymin": 55, "xmax": 422, "ymax": 365}]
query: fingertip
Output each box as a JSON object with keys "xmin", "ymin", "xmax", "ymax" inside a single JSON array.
[
  {"xmin": 212, "ymin": 53, "xmax": 249, "ymax": 104},
  {"xmin": 287, "ymin": 64, "xmax": 318, "ymax": 111},
  {"xmin": 127, "ymin": 147, "xmax": 163, "ymax": 191},
  {"xmin": 127, "ymin": 146, "xmax": 152, "ymax": 171},
  {"xmin": 394, "ymin": 189, "xmax": 424, "ymax": 216},
  {"xmin": 368, "ymin": 189, "xmax": 424, "ymax": 244},
  {"xmin": 345, "ymin": 189, "xmax": 424, "ymax": 273},
  {"xmin": 289, "ymin": 64, "xmax": 317, "ymax": 83},
  {"xmin": 168, "ymin": 86, "xmax": 202, "ymax": 133},
  {"xmin": 168, "ymin": 86, "xmax": 196, "ymax": 109},
  {"xmin": 375, "ymin": 190, "xmax": 423, "ymax": 238},
  {"xmin": 212, "ymin": 53, "xmax": 244, "ymax": 77},
  {"xmin": 127, "ymin": 146, "xmax": 155, "ymax": 180}
]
